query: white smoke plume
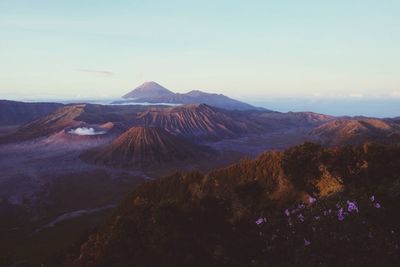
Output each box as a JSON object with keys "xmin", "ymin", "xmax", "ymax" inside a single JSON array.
[{"xmin": 68, "ymin": 127, "xmax": 106, "ymax": 136}]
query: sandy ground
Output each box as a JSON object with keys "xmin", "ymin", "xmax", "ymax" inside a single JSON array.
[
  {"xmin": 0, "ymin": 136, "xmax": 147, "ymax": 208},
  {"xmin": 204, "ymin": 127, "xmax": 315, "ymax": 156}
]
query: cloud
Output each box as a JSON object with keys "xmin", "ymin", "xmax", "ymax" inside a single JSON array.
[
  {"xmin": 391, "ymin": 90, "xmax": 400, "ymax": 97},
  {"xmin": 348, "ymin": 93, "xmax": 364, "ymax": 98},
  {"xmin": 76, "ymin": 69, "xmax": 114, "ymax": 76},
  {"xmin": 68, "ymin": 127, "xmax": 107, "ymax": 136},
  {"xmin": 311, "ymin": 92, "xmax": 365, "ymax": 98}
]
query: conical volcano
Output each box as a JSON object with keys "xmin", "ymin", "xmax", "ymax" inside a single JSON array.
[
  {"xmin": 123, "ymin": 81, "xmax": 174, "ymax": 99},
  {"xmin": 84, "ymin": 126, "xmax": 211, "ymax": 167}
]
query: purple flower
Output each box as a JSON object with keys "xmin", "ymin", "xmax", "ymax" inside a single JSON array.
[
  {"xmin": 297, "ymin": 213, "xmax": 305, "ymax": 223},
  {"xmin": 370, "ymin": 195, "xmax": 375, "ymax": 202},
  {"xmin": 314, "ymin": 216, "xmax": 320, "ymax": 221},
  {"xmin": 336, "ymin": 203, "xmax": 341, "ymax": 209},
  {"xmin": 284, "ymin": 209, "xmax": 290, "ymax": 217},
  {"xmin": 374, "ymin": 203, "xmax": 381, "ymax": 209},
  {"xmin": 256, "ymin": 217, "xmax": 267, "ymax": 225},
  {"xmin": 338, "ymin": 208, "xmax": 345, "ymax": 221},
  {"xmin": 298, "ymin": 203, "xmax": 305, "ymax": 209},
  {"xmin": 309, "ymin": 196, "xmax": 317, "ymax": 204},
  {"xmin": 304, "ymin": 238, "xmax": 311, "ymax": 246},
  {"xmin": 347, "ymin": 201, "xmax": 359, "ymax": 213}
]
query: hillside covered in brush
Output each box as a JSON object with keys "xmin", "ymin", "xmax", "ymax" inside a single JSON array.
[{"xmin": 71, "ymin": 143, "xmax": 400, "ymax": 267}]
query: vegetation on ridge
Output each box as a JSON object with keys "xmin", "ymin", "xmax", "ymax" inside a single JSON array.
[{"xmin": 70, "ymin": 142, "xmax": 400, "ymax": 267}]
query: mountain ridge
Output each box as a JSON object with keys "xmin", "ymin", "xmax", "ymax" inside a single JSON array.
[
  {"xmin": 0, "ymin": 100, "xmax": 63, "ymax": 126},
  {"xmin": 72, "ymin": 142, "xmax": 400, "ymax": 267},
  {"xmin": 121, "ymin": 81, "xmax": 264, "ymax": 111}
]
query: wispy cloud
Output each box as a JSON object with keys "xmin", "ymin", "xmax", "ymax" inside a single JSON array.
[
  {"xmin": 76, "ymin": 69, "xmax": 114, "ymax": 76},
  {"xmin": 391, "ymin": 90, "xmax": 400, "ymax": 97}
]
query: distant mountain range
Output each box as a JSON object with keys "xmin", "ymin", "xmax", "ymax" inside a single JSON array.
[
  {"xmin": 1, "ymin": 101, "xmax": 400, "ymax": 148},
  {"xmin": 117, "ymin": 81, "xmax": 264, "ymax": 111}
]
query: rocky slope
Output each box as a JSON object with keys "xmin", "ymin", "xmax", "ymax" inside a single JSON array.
[
  {"xmin": 83, "ymin": 126, "xmax": 212, "ymax": 167},
  {"xmin": 135, "ymin": 104, "xmax": 262, "ymax": 140},
  {"xmin": 312, "ymin": 118, "xmax": 400, "ymax": 146}
]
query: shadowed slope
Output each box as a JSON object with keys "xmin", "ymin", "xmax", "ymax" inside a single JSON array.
[
  {"xmin": 0, "ymin": 105, "xmax": 85, "ymax": 143},
  {"xmin": 0, "ymin": 100, "xmax": 63, "ymax": 126},
  {"xmin": 72, "ymin": 143, "xmax": 400, "ymax": 267},
  {"xmin": 84, "ymin": 126, "xmax": 212, "ymax": 167}
]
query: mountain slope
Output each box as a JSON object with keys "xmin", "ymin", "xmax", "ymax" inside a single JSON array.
[
  {"xmin": 135, "ymin": 104, "xmax": 261, "ymax": 140},
  {"xmin": 0, "ymin": 103, "xmax": 263, "ymax": 144},
  {"xmin": 184, "ymin": 90, "xmax": 256, "ymax": 110},
  {"xmin": 0, "ymin": 100, "xmax": 63, "ymax": 126},
  {"xmin": 312, "ymin": 118, "xmax": 400, "ymax": 145},
  {"xmin": 248, "ymin": 111, "xmax": 334, "ymax": 130},
  {"xmin": 122, "ymin": 81, "xmax": 175, "ymax": 99},
  {"xmin": 72, "ymin": 143, "xmax": 400, "ymax": 267},
  {"xmin": 83, "ymin": 126, "xmax": 212, "ymax": 167},
  {"xmin": 0, "ymin": 105, "xmax": 85, "ymax": 143},
  {"xmin": 0, "ymin": 104, "xmax": 149, "ymax": 144}
]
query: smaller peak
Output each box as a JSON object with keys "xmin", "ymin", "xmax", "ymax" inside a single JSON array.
[
  {"xmin": 123, "ymin": 81, "xmax": 174, "ymax": 99},
  {"xmin": 186, "ymin": 90, "xmax": 209, "ymax": 96},
  {"xmin": 186, "ymin": 90, "xmax": 225, "ymax": 98},
  {"xmin": 187, "ymin": 90, "xmax": 203, "ymax": 94},
  {"xmin": 178, "ymin": 103, "xmax": 213, "ymax": 110},
  {"xmin": 141, "ymin": 81, "xmax": 162, "ymax": 87},
  {"xmin": 137, "ymin": 81, "xmax": 169, "ymax": 91}
]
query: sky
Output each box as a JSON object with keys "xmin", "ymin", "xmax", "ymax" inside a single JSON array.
[{"xmin": 1, "ymin": 0, "xmax": 400, "ymax": 105}]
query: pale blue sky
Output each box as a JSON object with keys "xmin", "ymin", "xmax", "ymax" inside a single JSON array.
[{"xmin": 1, "ymin": 0, "xmax": 400, "ymax": 101}]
